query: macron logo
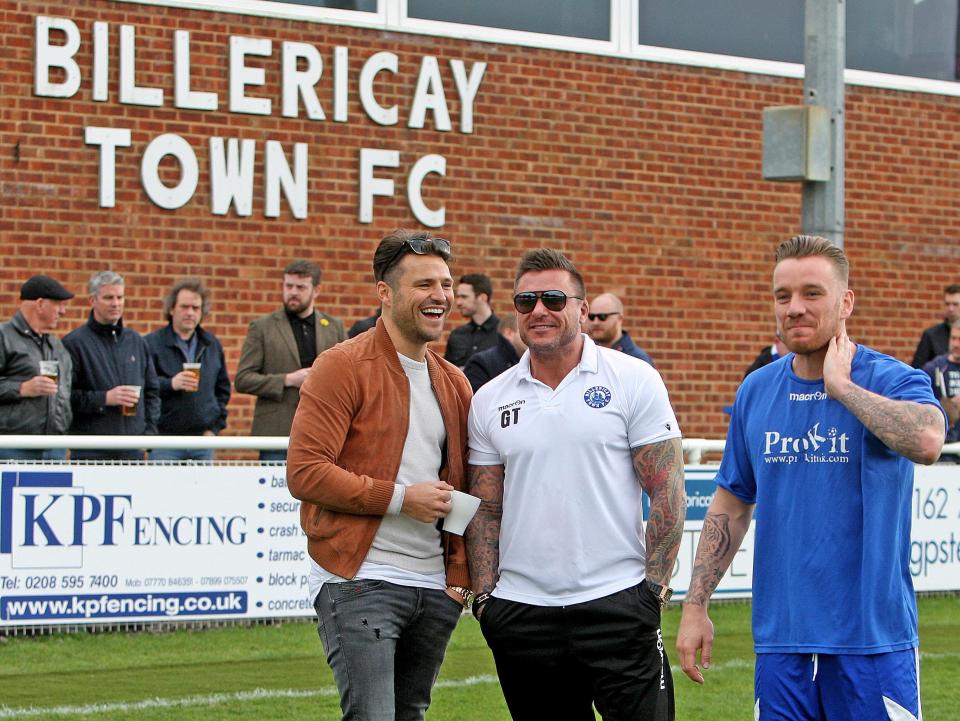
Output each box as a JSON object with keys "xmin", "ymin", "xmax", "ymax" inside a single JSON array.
[{"xmin": 789, "ymin": 391, "xmax": 827, "ymax": 402}]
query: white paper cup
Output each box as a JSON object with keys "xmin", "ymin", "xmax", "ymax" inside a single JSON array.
[{"xmin": 443, "ymin": 490, "xmax": 481, "ymax": 535}]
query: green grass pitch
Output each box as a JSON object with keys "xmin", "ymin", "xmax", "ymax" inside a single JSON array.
[{"xmin": 0, "ymin": 596, "xmax": 956, "ymax": 720}]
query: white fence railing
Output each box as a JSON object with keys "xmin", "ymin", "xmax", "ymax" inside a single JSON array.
[
  {"xmin": 0, "ymin": 435, "xmax": 289, "ymax": 451},
  {"xmin": 0, "ymin": 435, "xmax": 957, "ymax": 461}
]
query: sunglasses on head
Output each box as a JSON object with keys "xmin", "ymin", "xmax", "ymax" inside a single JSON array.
[
  {"xmin": 381, "ymin": 236, "xmax": 452, "ymax": 278},
  {"xmin": 513, "ymin": 289, "xmax": 583, "ymax": 314},
  {"xmin": 587, "ymin": 312, "xmax": 620, "ymax": 322}
]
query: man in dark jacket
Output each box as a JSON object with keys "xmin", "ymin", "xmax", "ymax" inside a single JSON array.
[
  {"xmin": 922, "ymin": 321, "xmax": 960, "ymax": 453},
  {"xmin": 0, "ymin": 275, "xmax": 75, "ymax": 460},
  {"xmin": 912, "ymin": 283, "xmax": 960, "ymax": 368},
  {"xmin": 63, "ymin": 271, "xmax": 160, "ymax": 461},
  {"xmin": 348, "ymin": 308, "xmax": 381, "ymax": 338},
  {"xmin": 463, "ymin": 314, "xmax": 527, "ymax": 392},
  {"xmin": 146, "ymin": 279, "xmax": 231, "ymax": 461},
  {"xmin": 585, "ymin": 292, "xmax": 654, "ymax": 366},
  {"xmin": 743, "ymin": 330, "xmax": 789, "ymax": 379},
  {"xmin": 444, "ymin": 273, "xmax": 499, "ymax": 367}
]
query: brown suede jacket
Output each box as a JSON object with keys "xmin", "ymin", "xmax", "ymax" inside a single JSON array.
[{"xmin": 287, "ymin": 319, "xmax": 472, "ymax": 588}]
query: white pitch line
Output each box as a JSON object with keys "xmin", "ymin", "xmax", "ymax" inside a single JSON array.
[
  {"xmin": 0, "ymin": 675, "xmax": 500, "ymax": 719},
  {"xmin": 2, "ymin": 651, "xmax": 957, "ymax": 719}
]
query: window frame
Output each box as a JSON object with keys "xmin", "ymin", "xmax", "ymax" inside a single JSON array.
[{"xmin": 110, "ymin": 0, "xmax": 960, "ymax": 97}]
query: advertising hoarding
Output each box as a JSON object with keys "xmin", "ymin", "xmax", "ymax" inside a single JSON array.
[{"xmin": 1, "ymin": 463, "xmax": 956, "ymax": 627}]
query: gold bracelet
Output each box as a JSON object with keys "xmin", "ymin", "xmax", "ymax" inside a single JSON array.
[{"xmin": 448, "ymin": 585, "xmax": 474, "ymax": 606}]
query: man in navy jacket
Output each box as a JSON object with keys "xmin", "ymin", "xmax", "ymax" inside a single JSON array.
[
  {"xmin": 584, "ymin": 292, "xmax": 654, "ymax": 367},
  {"xmin": 146, "ymin": 279, "xmax": 231, "ymax": 461},
  {"xmin": 63, "ymin": 271, "xmax": 160, "ymax": 460},
  {"xmin": 911, "ymin": 283, "xmax": 960, "ymax": 368}
]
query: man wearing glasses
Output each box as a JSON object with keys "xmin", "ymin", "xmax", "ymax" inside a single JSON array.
[
  {"xmin": 585, "ymin": 292, "xmax": 654, "ymax": 366},
  {"xmin": 287, "ymin": 229, "xmax": 473, "ymax": 721},
  {"xmin": 466, "ymin": 248, "xmax": 686, "ymax": 721}
]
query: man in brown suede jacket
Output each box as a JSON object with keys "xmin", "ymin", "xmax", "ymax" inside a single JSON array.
[{"xmin": 287, "ymin": 229, "xmax": 472, "ymax": 721}]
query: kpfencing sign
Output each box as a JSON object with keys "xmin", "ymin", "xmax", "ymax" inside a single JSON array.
[
  {"xmin": 0, "ymin": 464, "xmax": 307, "ymax": 626},
  {"xmin": 0, "ymin": 463, "xmax": 956, "ymax": 627}
]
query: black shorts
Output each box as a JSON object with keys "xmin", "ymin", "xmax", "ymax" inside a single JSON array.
[{"xmin": 479, "ymin": 580, "xmax": 674, "ymax": 721}]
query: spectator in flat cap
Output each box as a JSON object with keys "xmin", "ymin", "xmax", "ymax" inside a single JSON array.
[
  {"xmin": 20, "ymin": 275, "xmax": 75, "ymax": 302},
  {"xmin": 63, "ymin": 271, "xmax": 160, "ymax": 461},
  {"xmin": 0, "ymin": 275, "xmax": 75, "ymax": 460}
]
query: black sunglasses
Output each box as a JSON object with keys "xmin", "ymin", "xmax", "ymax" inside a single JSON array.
[
  {"xmin": 513, "ymin": 290, "xmax": 583, "ymax": 314},
  {"xmin": 587, "ymin": 312, "xmax": 620, "ymax": 322},
  {"xmin": 381, "ymin": 236, "xmax": 452, "ymax": 279}
]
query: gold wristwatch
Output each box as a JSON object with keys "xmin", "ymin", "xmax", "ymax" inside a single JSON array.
[
  {"xmin": 646, "ymin": 580, "xmax": 673, "ymax": 608},
  {"xmin": 448, "ymin": 585, "xmax": 474, "ymax": 607}
]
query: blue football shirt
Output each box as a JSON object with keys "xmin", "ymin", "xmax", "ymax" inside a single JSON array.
[{"xmin": 717, "ymin": 345, "xmax": 944, "ymax": 654}]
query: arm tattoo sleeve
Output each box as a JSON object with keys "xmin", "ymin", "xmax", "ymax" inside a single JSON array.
[
  {"xmin": 464, "ymin": 464, "xmax": 504, "ymax": 595},
  {"xmin": 685, "ymin": 513, "xmax": 731, "ymax": 606},
  {"xmin": 632, "ymin": 437, "xmax": 686, "ymax": 586},
  {"xmin": 837, "ymin": 385, "xmax": 944, "ymax": 463}
]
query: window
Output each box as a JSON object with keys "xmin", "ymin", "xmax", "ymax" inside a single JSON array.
[
  {"xmin": 408, "ymin": 0, "xmax": 610, "ymax": 41},
  {"xmin": 637, "ymin": 0, "xmax": 803, "ymax": 64},
  {"xmin": 259, "ymin": 0, "xmax": 376, "ymax": 10},
  {"xmin": 848, "ymin": 0, "xmax": 958, "ymax": 81},
  {"xmin": 638, "ymin": 0, "xmax": 960, "ymax": 82}
]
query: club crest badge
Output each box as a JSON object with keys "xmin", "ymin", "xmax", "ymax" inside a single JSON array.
[{"xmin": 584, "ymin": 386, "xmax": 611, "ymax": 408}]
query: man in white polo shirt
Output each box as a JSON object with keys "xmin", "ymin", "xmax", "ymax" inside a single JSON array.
[{"xmin": 465, "ymin": 248, "xmax": 686, "ymax": 721}]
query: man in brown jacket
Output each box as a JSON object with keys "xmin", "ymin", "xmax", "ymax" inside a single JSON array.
[
  {"xmin": 287, "ymin": 229, "xmax": 472, "ymax": 721},
  {"xmin": 234, "ymin": 260, "xmax": 345, "ymax": 460}
]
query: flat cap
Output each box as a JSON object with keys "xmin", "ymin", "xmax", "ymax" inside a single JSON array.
[{"xmin": 20, "ymin": 275, "xmax": 74, "ymax": 301}]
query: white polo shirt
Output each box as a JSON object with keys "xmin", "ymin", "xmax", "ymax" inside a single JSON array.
[{"xmin": 468, "ymin": 335, "xmax": 680, "ymax": 606}]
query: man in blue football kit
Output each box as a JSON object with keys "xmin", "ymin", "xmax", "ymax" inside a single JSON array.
[{"xmin": 676, "ymin": 235, "xmax": 946, "ymax": 721}]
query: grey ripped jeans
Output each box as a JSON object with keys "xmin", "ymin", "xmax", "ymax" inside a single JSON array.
[{"xmin": 314, "ymin": 579, "xmax": 463, "ymax": 721}]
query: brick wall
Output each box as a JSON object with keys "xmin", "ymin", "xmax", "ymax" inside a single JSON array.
[{"xmin": 3, "ymin": 0, "xmax": 959, "ymax": 442}]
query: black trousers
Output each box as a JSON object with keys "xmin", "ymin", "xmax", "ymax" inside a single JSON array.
[{"xmin": 479, "ymin": 580, "xmax": 674, "ymax": 721}]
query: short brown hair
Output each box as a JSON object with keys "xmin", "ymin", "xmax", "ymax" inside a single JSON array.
[
  {"xmin": 284, "ymin": 260, "xmax": 321, "ymax": 286},
  {"xmin": 944, "ymin": 284, "xmax": 960, "ymax": 296},
  {"xmin": 373, "ymin": 229, "xmax": 452, "ymax": 286},
  {"xmin": 514, "ymin": 248, "xmax": 586, "ymax": 298},
  {"xmin": 459, "ymin": 273, "xmax": 492, "ymax": 300},
  {"xmin": 774, "ymin": 235, "xmax": 849, "ymax": 285},
  {"xmin": 163, "ymin": 278, "xmax": 210, "ymax": 322}
]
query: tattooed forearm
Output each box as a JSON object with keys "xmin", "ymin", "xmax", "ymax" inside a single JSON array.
[
  {"xmin": 685, "ymin": 489, "xmax": 754, "ymax": 607},
  {"xmin": 465, "ymin": 464, "xmax": 504, "ymax": 595},
  {"xmin": 632, "ymin": 438, "xmax": 686, "ymax": 586},
  {"xmin": 685, "ymin": 513, "xmax": 730, "ymax": 606},
  {"xmin": 837, "ymin": 386, "xmax": 945, "ymax": 464}
]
